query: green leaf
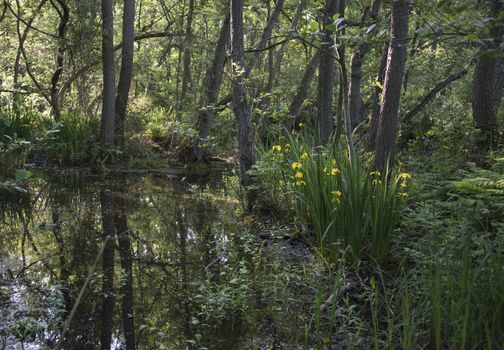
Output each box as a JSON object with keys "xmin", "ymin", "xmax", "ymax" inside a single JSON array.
[{"xmin": 15, "ymin": 169, "xmax": 32, "ymax": 181}]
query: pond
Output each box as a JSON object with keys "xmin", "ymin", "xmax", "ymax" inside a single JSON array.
[{"xmin": 0, "ymin": 169, "xmax": 319, "ymax": 350}]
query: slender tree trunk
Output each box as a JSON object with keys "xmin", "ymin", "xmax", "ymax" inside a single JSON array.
[
  {"xmin": 12, "ymin": 0, "xmax": 48, "ymax": 114},
  {"xmin": 285, "ymin": 52, "xmax": 320, "ymax": 130},
  {"xmin": 181, "ymin": 0, "xmax": 195, "ymax": 102},
  {"xmin": 348, "ymin": 0, "xmax": 381, "ymax": 129},
  {"xmin": 366, "ymin": 42, "xmax": 388, "ymax": 151},
  {"xmin": 114, "ymin": 0, "xmax": 136, "ymax": 146},
  {"xmin": 317, "ymin": 0, "xmax": 339, "ymax": 145},
  {"xmin": 273, "ymin": 0, "xmax": 307, "ymax": 82},
  {"xmin": 194, "ymin": 8, "xmax": 230, "ymax": 160},
  {"xmin": 50, "ymin": 0, "xmax": 69, "ymax": 121},
  {"xmin": 100, "ymin": 0, "xmax": 116, "ymax": 144},
  {"xmin": 374, "ymin": 0, "xmax": 409, "ymax": 171},
  {"xmin": 231, "ymin": 0, "xmax": 255, "ymax": 207}
]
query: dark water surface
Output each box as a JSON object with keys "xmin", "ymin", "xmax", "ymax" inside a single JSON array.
[{"xmin": 0, "ymin": 170, "xmax": 313, "ymax": 349}]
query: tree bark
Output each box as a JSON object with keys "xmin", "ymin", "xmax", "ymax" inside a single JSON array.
[
  {"xmin": 317, "ymin": 0, "xmax": 339, "ymax": 145},
  {"xmin": 366, "ymin": 42, "xmax": 388, "ymax": 151},
  {"xmin": 100, "ymin": 0, "xmax": 116, "ymax": 144},
  {"xmin": 273, "ymin": 0, "xmax": 307, "ymax": 81},
  {"xmin": 231, "ymin": 0, "xmax": 256, "ymax": 207},
  {"xmin": 114, "ymin": 0, "xmax": 136, "ymax": 146},
  {"xmin": 194, "ymin": 8, "xmax": 230, "ymax": 160},
  {"xmin": 49, "ymin": 0, "xmax": 69, "ymax": 121},
  {"xmin": 285, "ymin": 52, "xmax": 320, "ymax": 130},
  {"xmin": 374, "ymin": 0, "xmax": 409, "ymax": 171},
  {"xmin": 348, "ymin": 0, "xmax": 381, "ymax": 129},
  {"xmin": 181, "ymin": 0, "xmax": 195, "ymax": 102},
  {"xmin": 471, "ymin": 0, "xmax": 503, "ymax": 148}
]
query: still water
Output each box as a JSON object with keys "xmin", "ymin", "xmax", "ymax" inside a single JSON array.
[{"xmin": 0, "ymin": 170, "xmax": 315, "ymax": 349}]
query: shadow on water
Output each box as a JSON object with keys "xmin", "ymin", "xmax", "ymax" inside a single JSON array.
[{"xmin": 0, "ymin": 170, "xmax": 314, "ymax": 349}]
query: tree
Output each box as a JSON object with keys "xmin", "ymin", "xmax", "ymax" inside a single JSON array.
[
  {"xmin": 49, "ymin": 0, "xmax": 69, "ymax": 121},
  {"xmin": 374, "ymin": 0, "xmax": 409, "ymax": 171},
  {"xmin": 230, "ymin": 0, "xmax": 255, "ymax": 207},
  {"xmin": 348, "ymin": 0, "xmax": 381, "ymax": 129},
  {"xmin": 115, "ymin": 0, "xmax": 136, "ymax": 146},
  {"xmin": 100, "ymin": 0, "xmax": 116, "ymax": 144},
  {"xmin": 194, "ymin": 8, "xmax": 231, "ymax": 161},
  {"xmin": 317, "ymin": 0, "xmax": 339, "ymax": 145},
  {"xmin": 471, "ymin": 0, "xmax": 504, "ymax": 149}
]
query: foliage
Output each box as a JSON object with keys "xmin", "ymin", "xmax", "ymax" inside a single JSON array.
[{"xmin": 254, "ymin": 129, "xmax": 408, "ymax": 263}]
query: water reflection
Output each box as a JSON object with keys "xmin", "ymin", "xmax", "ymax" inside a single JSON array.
[{"xmin": 0, "ymin": 171, "xmax": 311, "ymax": 349}]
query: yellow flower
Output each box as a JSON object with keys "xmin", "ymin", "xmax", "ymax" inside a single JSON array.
[
  {"xmin": 400, "ymin": 182, "xmax": 407, "ymax": 189},
  {"xmin": 323, "ymin": 166, "xmax": 328, "ymax": 174},
  {"xmin": 372, "ymin": 179, "xmax": 382, "ymax": 186},
  {"xmin": 370, "ymin": 171, "xmax": 381, "ymax": 177},
  {"xmin": 331, "ymin": 190, "xmax": 342, "ymax": 203},
  {"xmin": 399, "ymin": 192, "xmax": 408, "ymax": 198},
  {"xmin": 295, "ymin": 180, "xmax": 306, "ymax": 186},
  {"xmin": 299, "ymin": 123, "xmax": 304, "ymax": 127},
  {"xmin": 295, "ymin": 172, "xmax": 304, "ymax": 180},
  {"xmin": 292, "ymin": 162, "xmax": 302, "ymax": 170},
  {"xmin": 332, "ymin": 159, "xmax": 337, "ymax": 166},
  {"xmin": 272, "ymin": 145, "xmax": 282, "ymax": 152},
  {"xmin": 301, "ymin": 152, "xmax": 309, "ymax": 160},
  {"xmin": 331, "ymin": 168, "xmax": 340, "ymax": 176},
  {"xmin": 284, "ymin": 144, "xmax": 291, "ymax": 153},
  {"xmin": 399, "ymin": 172, "xmax": 412, "ymax": 180}
]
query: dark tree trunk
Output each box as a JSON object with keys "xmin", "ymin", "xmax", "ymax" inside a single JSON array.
[
  {"xmin": 471, "ymin": 0, "xmax": 503, "ymax": 150},
  {"xmin": 317, "ymin": 0, "xmax": 339, "ymax": 145},
  {"xmin": 194, "ymin": 8, "xmax": 230, "ymax": 160},
  {"xmin": 100, "ymin": 190, "xmax": 116, "ymax": 350},
  {"xmin": 181, "ymin": 0, "xmax": 195, "ymax": 102},
  {"xmin": 115, "ymin": 198, "xmax": 136, "ymax": 350},
  {"xmin": 231, "ymin": 0, "xmax": 255, "ymax": 207},
  {"xmin": 100, "ymin": 0, "xmax": 116, "ymax": 144},
  {"xmin": 374, "ymin": 0, "xmax": 409, "ymax": 171},
  {"xmin": 348, "ymin": 0, "xmax": 381, "ymax": 129},
  {"xmin": 366, "ymin": 42, "xmax": 388, "ymax": 151},
  {"xmin": 246, "ymin": 0, "xmax": 284, "ymax": 74},
  {"xmin": 285, "ymin": 52, "xmax": 320, "ymax": 130},
  {"xmin": 49, "ymin": 0, "xmax": 69, "ymax": 121},
  {"xmin": 114, "ymin": 0, "xmax": 136, "ymax": 146},
  {"xmin": 273, "ymin": 0, "xmax": 307, "ymax": 82}
]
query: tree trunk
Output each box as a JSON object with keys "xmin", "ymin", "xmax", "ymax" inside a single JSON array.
[
  {"xmin": 374, "ymin": 0, "xmax": 409, "ymax": 171},
  {"xmin": 471, "ymin": 0, "xmax": 503, "ymax": 149},
  {"xmin": 181, "ymin": 0, "xmax": 195, "ymax": 102},
  {"xmin": 366, "ymin": 42, "xmax": 388, "ymax": 151},
  {"xmin": 285, "ymin": 52, "xmax": 320, "ymax": 130},
  {"xmin": 194, "ymin": 8, "xmax": 230, "ymax": 160},
  {"xmin": 348, "ymin": 0, "xmax": 381, "ymax": 129},
  {"xmin": 114, "ymin": 0, "xmax": 136, "ymax": 146},
  {"xmin": 273, "ymin": 0, "xmax": 307, "ymax": 81},
  {"xmin": 317, "ymin": 0, "xmax": 339, "ymax": 145},
  {"xmin": 230, "ymin": 0, "xmax": 255, "ymax": 207},
  {"xmin": 49, "ymin": 0, "xmax": 69, "ymax": 122},
  {"xmin": 100, "ymin": 0, "xmax": 116, "ymax": 144}
]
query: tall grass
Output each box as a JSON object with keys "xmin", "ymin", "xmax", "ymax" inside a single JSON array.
[{"xmin": 263, "ymin": 129, "xmax": 408, "ymax": 263}]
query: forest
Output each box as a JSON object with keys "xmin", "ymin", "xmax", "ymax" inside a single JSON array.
[{"xmin": 0, "ymin": 0, "xmax": 504, "ymax": 349}]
